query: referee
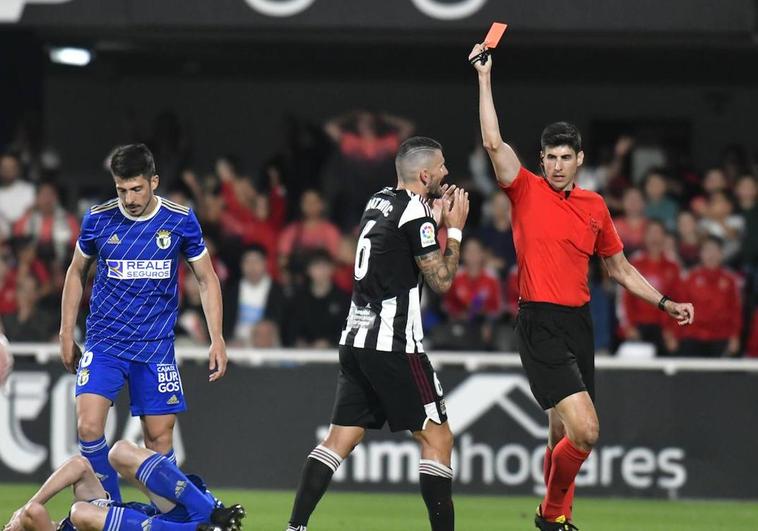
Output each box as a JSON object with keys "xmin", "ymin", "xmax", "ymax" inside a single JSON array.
[{"xmin": 469, "ymin": 43, "xmax": 694, "ymax": 531}]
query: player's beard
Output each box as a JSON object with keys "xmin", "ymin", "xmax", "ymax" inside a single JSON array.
[{"xmin": 426, "ymin": 179, "xmax": 443, "ymax": 200}]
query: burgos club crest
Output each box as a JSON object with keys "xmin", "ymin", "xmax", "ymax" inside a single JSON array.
[{"xmin": 155, "ymin": 230, "xmax": 172, "ymax": 250}]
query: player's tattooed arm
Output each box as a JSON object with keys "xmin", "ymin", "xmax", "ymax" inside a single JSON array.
[{"xmin": 415, "ymin": 238, "xmax": 461, "ymax": 294}]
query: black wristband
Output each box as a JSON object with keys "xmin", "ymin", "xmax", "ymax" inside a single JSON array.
[
  {"xmin": 658, "ymin": 295, "xmax": 670, "ymax": 311},
  {"xmin": 469, "ymin": 50, "xmax": 490, "ymax": 66}
]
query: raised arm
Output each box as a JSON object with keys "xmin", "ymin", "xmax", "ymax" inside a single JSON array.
[
  {"xmin": 602, "ymin": 251, "xmax": 694, "ymax": 325},
  {"xmin": 324, "ymin": 110, "xmax": 356, "ymax": 143},
  {"xmin": 469, "ymin": 43, "xmax": 521, "ymax": 187},
  {"xmin": 59, "ymin": 249, "xmax": 93, "ymax": 373},
  {"xmin": 415, "ymin": 188, "xmax": 470, "ymax": 294},
  {"xmin": 380, "ymin": 112, "xmax": 415, "ymax": 140}
]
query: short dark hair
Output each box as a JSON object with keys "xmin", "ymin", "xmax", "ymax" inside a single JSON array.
[
  {"xmin": 703, "ymin": 235, "xmax": 724, "ymax": 249},
  {"xmin": 110, "ymin": 144, "xmax": 156, "ymax": 179},
  {"xmin": 646, "ymin": 218, "xmax": 668, "ymax": 234},
  {"xmin": 396, "ymin": 136, "xmax": 443, "ymax": 164},
  {"xmin": 0, "ymin": 151, "xmax": 21, "ymax": 163},
  {"xmin": 243, "ymin": 244, "xmax": 268, "ymax": 258},
  {"xmin": 308, "ymin": 249, "xmax": 334, "ymax": 267},
  {"xmin": 540, "ymin": 122, "xmax": 582, "ymax": 153},
  {"xmin": 710, "ymin": 189, "xmax": 736, "ymax": 208},
  {"xmin": 644, "ymin": 168, "xmax": 668, "ymax": 183}
]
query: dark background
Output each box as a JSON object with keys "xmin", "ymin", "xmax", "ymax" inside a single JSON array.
[{"xmin": 1, "ymin": 0, "xmax": 757, "ymax": 190}]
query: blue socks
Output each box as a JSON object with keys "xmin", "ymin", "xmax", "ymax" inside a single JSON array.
[
  {"xmin": 104, "ymin": 506, "xmax": 198, "ymax": 531},
  {"xmin": 80, "ymin": 436, "xmax": 121, "ymax": 503},
  {"xmin": 164, "ymin": 448, "xmax": 177, "ymax": 464},
  {"xmin": 136, "ymin": 454, "xmax": 214, "ymax": 520}
]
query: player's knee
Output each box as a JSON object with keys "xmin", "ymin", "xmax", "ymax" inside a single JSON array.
[
  {"xmin": 415, "ymin": 422, "xmax": 454, "ymax": 456},
  {"xmin": 70, "ymin": 502, "xmax": 95, "ymax": 530},
  {"xmin": 322, "ymin": 427, "xmax": 364, "ymax": 458},
  {"xmin": 77, "ymin": 417, "xmax": 105, "ymax": 442},
  {"xmin": 67, "ymin": 455, "xmax": 95, "ymax": 478},
  {"xmin": 574, "ymin": 420, "xmax": 599, "ymax": 450},
  {"xmin": 108, "ymin": 441, "xmax": 128, "ymax": 466},
  {"xmin": 142, "ymin": 430, "xmax": 172, "ymax": 453},
  {"xmin": 548, "ymin": 422, "xmax": 566, "ymax": 447},
  {"xmin": 108, "ymin": 439, "xmax": 133, "ymax": 468},
  {"xmin": 20, "ymin": 502, "xmax": 46, "ymax": 527},
  {"xmin": 434, "ymin": 424, "xmax": 455, "ymax": 452}
]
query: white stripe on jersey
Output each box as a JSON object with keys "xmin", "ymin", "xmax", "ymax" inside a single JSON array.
[
  {"xmin": 411, "ymin": 286, "xmax": 425, "ymax": 353},
  {"xmin": 405, "ymin": 286, "xmax": 418, "ymax": 353},
  {"xmin": 339, "ymin": 302, "xmax": 356, "ymax": 345},
  {"xmin": 353, "ymin": 327, "xmax": 368, "ymax": 348},
  {"xmin": 88, "ymin": 217, "xmax": 184, "ymax": 357},
  {"xmin": 397, "ymin": 195, "xmax": 432, "ymax": 228},
  {"xmin": 376, "ymin": 296, "xmax": 397, "ymax": 351}
]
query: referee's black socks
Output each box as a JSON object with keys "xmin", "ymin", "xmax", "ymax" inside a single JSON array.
[
  {"xmin": 419, "ymin": 459, "xmax": 455, "ymax": 531},
  {"xmin": 287, "ymin": 445, "xmax": 343, "ymax": 531}
]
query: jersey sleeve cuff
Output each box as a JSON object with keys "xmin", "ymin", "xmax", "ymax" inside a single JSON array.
[
  {"xmin": 76, "ymin": 241, "xmax": 94, "ymax": 258},
  {"xmin": 497, "ymin": 166, "xmax": 528, "ymax": 191},
  {"xmin": 185, "ymin": 247, "xmax": 208, "ymax": 263},
  {"xmin": 598, "ymin": 243, "xmax": 624, "ymax": 258}
]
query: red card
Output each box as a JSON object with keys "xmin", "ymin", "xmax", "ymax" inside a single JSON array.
[{"xmin": 483, "ymin": 22, "xmax": 508, "ymax": 48}]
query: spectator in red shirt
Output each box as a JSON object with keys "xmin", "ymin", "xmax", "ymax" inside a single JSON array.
[
  {"xmin": 332, "ymin": 234, "xmax": 357, "ymax": 294},
  {"xmin": 322, "ymin": 110, "xmax": 415, "ymax": 231},
  {"xmin": 445, "ymin": 237, "xmax": 502, "ymax": 320},
  {"xmin": 679, "ymin": 236, "xmax": 742, "ymax": 357},
  {"xmin": 675, "ymin": 210, "xmax": 701, "ymax": 268},
  {"xmin": 619, "ymin": 220, "xmax": 682, "ymax": 355},
  {"xmin": 278, "ymin": 189, "xmax": 342, "ymax": 281},
  {"xmin": 13, "ymin": 181, "xmax": 79, "ymax": 264},
  {"xmin": 612, "ymin": 187, "xmax": 647, "ymax": 255},
  {"xmin": 443, "ymin": 238, "xmax": 503, "ymax": 349},
  {"xmin": 324, "ymin": 110, "xmax": 414, "ymax": 163},
  {"xmin": 215, "ymin": 156, "xmax": 286, "ymax": 276},
  {"xmin": 0, "ymin": 252, "xmax": 17, "ymax": 316}
]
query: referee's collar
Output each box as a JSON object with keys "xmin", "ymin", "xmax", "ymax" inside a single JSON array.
[{"xmin": 541, "ymin": 176, "xmax": 578, "ymax": 199}]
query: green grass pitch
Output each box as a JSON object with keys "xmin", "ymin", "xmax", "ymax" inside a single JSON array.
[{"xmin": 2, "ymin": 484, "xmax": 756, "ymax": 530}]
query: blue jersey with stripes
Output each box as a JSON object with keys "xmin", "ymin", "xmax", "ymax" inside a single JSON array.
[{"xmin": 77, "ymin": 196, "xmax": 206, "ymax": 363}]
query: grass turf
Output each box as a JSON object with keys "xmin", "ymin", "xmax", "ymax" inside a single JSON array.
[{"xmin": 1, "ymin": 484, "xmax": 755, "ymax": 530}]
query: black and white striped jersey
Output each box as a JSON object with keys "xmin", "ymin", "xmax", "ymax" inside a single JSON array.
[{"xmin": 339, "ymin": 187, "xmax": 440, "ymax": 353}]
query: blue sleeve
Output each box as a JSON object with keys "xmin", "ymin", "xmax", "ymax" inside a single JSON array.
[
  {"xmin": 77, "ymin": 210, "xmax": 99, "ymax": 258},
  {"xmin": 182, "ymin": 209, "xmax": 207, "ymax": 262}
]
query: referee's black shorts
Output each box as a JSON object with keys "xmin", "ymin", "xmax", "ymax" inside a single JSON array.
[
  {"xmin": 331, "ymin": 345, "xmax": 448, "ymax": 433},
  {"xmin": 516, "ymin": 301, "xmax": 595, "ymax": 410}
]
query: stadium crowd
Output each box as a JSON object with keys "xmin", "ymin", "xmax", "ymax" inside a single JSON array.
[{"xmin": 1, "ymin": 110, "xmax": 758, "ymax": 357}]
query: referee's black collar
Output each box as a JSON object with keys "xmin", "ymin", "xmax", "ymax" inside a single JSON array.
[{"xmin": 541, "ymin": 176, "xmax": 577, "ymax": 199}]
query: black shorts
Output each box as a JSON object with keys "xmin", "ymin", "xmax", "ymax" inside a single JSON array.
[
  {"xmin": 331, "ymin": 345, "xmax": 448, "ymax": 433},
  {"xmin": 516, "ymin": 301, "xmax": 595, "ymax": 410}
]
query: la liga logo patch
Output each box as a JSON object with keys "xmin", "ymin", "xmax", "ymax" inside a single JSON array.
[{"xmin": 420, "ymin": 222, "xmax": 436, "ymax": 248}]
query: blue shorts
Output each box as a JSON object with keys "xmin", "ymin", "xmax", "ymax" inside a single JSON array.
[{"xmin": 75, "ymin": 347, "xmax": 187, "ymax": 417}]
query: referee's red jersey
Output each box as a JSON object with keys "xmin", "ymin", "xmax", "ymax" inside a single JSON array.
[{"xmin": 501, "ymin": 167, "xmax": 623, "ymax": 307}]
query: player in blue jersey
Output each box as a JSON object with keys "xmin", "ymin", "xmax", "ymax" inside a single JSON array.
[
  {"xmin": 59, "ymin": 144, "xmax": 228, "ymax": 502},
  {"xmin": 3, "ymin": 440, "xmax": 244, "ymax": 531}
]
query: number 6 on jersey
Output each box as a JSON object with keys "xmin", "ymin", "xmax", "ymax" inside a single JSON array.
[{"xmin": 354, "ymin": 220, "xmax": 377, "ymax": 280}]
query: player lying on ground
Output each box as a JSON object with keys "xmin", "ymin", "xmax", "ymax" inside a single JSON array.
[{"xmin": 3, "ymin": 440, "xmax": 244, "ymax": 531}]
